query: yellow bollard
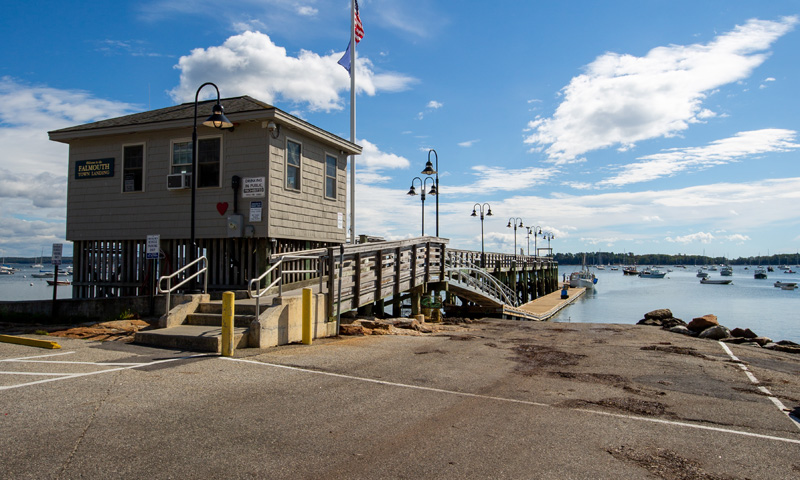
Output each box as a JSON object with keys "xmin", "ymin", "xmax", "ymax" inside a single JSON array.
[
  {"xmin": 221, "ymin": 291, "xmax": 235, "ymax": 357},
  {"xmin": 302, "ymin": 287, "xmax": 312, "ymax": 345}
]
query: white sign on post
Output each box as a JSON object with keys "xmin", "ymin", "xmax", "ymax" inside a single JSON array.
[
  {"xmin": 146, "ymin": 234, "xmax": 160, "ymax": 259},
  {"xmin": 249, "ymin": 201, "xmax": 263, "ymax": 222},
  {"xmin": 51, "ymin": 243, "xmax": 63, "ymax": 266},
  {"xmin": 242, "ymin": 177, "xmax": 265, "ymax": 198}
]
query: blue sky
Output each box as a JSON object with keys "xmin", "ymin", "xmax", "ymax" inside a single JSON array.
[{"xmin": 1, "ymin": 0, "xmax": 799, "ymax": 260}]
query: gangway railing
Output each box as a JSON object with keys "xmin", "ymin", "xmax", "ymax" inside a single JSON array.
[
  {"xmin": 444, "ymin": 252, "xmax": 520, "ymax": 307},
  {"xmin": 248, "ymin": 249, "xmax": 328, "ymax": 315},
  {"xmin": 157, "ymin": 256, "xmax": 208, "ymax": 315}
]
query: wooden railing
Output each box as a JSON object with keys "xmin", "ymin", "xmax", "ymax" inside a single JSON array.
[
  {"xmin": 446, "ymin": 248, "xmax": 554, "ymax": 270},
  {"xmin": 326, "ymin": 237, "xmax": 448, "ymax": 318}
]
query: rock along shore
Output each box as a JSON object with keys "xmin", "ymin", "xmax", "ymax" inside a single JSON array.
[{"xmin": 636, "ymin": 308, "xmax": 800, "ymax": 354}]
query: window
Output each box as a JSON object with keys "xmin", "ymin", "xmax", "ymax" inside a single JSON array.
[
  {"xmin": 122, "ymin": 144, "xmax": 145, "ymax": 192},
  {"xmin": 286, "ymin": 139, "xmax": 301, "ymax": 191},
  {"xmin": 171, "ymin": 137, "xmax": 221, "ymax": 188},
  {"xmin": 325, "ymin": 154, "xmax": 337, "ymax": 199}
]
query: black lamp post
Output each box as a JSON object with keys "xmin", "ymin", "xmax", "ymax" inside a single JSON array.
[
  {"xmin": 190, "ymin": 82, "xmax": 233, "ymax": 265},
  {"xmin": 471, "ymin": 203, "xmax": 492, "ymax": 267},
  {"xmin": 506, "ymin": 217, "xmax": 524, "ymax": 256},
  {"xmin": 542, "ymin": 231, "xmax": 555, "ymax": 255},
  {"xmin": 526, "ymin": 225, "xmax": 542, "ymax": 256},
  {"xmin": 421, "ymin": 149, "xmax": 439, "ymax": 237},
  {"xmin": 408, "ymin": 176, "xmax": 436, "ymax": 236}
]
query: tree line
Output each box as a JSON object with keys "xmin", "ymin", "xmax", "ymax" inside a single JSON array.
[{"xmin": 553, "ymin": 252, "xmax": 800, "ymax": 266}]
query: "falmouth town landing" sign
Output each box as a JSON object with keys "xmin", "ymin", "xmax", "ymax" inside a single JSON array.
[{"xmin": 75, "ymin": 158, "xmax": 114, "ymax": 179}]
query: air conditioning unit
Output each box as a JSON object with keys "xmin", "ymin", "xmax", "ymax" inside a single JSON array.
[{"xmin": 167, "ymin": 172, "xmax": 192, "ymax": 190}]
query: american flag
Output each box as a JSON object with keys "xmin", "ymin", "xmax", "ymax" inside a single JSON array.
[{"xmin": 354, "ymin": 0, "xmax": 364, "ymax": 43}]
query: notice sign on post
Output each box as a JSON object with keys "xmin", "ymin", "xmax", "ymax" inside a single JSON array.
[
  {"xmin": 249, "ymin": 201, "xmax": 263, "ymax": 222},
  {"xmin": 242, "ymin": 177, "xmax": 265, "ymax": 198},
  {"xmin": 146, "ymin": 235, "xmax": 160, "ymax": 259},
  {"xmin": 51, "ymin": 243, "xmax": 63, "ymax": 266}
]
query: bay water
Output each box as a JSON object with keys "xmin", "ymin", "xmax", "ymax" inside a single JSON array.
[{"xmin": 552, "ymin": 265, "xmax": 799, "ymax": 344}]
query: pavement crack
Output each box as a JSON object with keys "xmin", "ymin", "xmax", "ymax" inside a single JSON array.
[{"xmin": 57, "ymin": 369, "xmax": 121, "ymax": 479}]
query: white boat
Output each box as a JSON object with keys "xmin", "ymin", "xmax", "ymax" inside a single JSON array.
[
  {"xmin": 0, "ymin": 266, "xmax": 14, "ymax": 275},
  {"xmin": 700, "ymin": 278, "xmax": 732, "ymax": 285},
  {"xmin": 720, "ymin": 265, "xmax": 733, "ymax": 276},
  {"xmin": 32, "ymin": 272, "xmax": 54, "ymax": 278},
  {"xmin": 569, "ymin": 255, "xmax": 598, "ymax": 290},
  {"xmin": 780, "ymin": 284, "xmax": 798, "ymax": 290},
  {"xmin": 774, "ymin": 281, "xmax": 797, "ymax": 288},
  {"xmin": 32, "ymin": 247, "xmax": 44, "ymax": 269},
  {"xmin": 754, "ymin": 268, "xmax": 768, "ymax": 279},
  {"xmin": 639, "ymin": 267, "xmax": 666, "ymax": 278}
]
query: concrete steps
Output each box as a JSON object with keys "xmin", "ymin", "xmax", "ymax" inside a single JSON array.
[
  {"xmin": 134, "ymin": 299, "xmax": 265, "ymax": 352},
  {"xmin": 134, "ymin": 325, "xmax": 249, "ymax": 353}
]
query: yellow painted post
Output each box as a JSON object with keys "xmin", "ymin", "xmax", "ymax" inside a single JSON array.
[
  {"xmin": 302, "ymin": 287, "xmax": 313, "ymax": 345},
  {"xmin": 221, "ymin": 291, "xmax": 235, "ymax": 357}
]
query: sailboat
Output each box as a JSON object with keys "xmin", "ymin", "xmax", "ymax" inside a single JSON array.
[{"xmin": 32, "ymin": 248, "xmax": 44, "ymax": 269}]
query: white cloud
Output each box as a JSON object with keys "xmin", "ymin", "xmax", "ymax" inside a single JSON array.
[
  {"xmin": 356, "ymin": 139, "xmax": 411, "ymax": 181},
  {"xmin": 524, "ymin": 16, "xmax": 798, "ymax": 164},
  {"xmin": 297, "ymin": 6, "xmax": 318, "ymax": 16},
  {"xmin": 427, "ymin": 100, "xmax": 443, "ymax": 109},
  {"xmin": 444, "ymin": 165, "xmax": 560, "ymax": 195},
  {"xmin": 458, "ymin": 139, "xmax": 479, "ymax": 148},
  {"xmin": 598, "ymin": 129, "xmax": 800, "ymax": 186},
  {"xmin": 169, "ymin": 31, "xmax": 417, "ymax": 112},
  {"xmin": 725, "ymin": 234, "xmax": 751, "ymax": 243},
  {"xmin": 665, "ymin": 232, "xmax": 715, "ymax": 244}
]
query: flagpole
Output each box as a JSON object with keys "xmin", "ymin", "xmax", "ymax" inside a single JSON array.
[{"xmin": 349, "ymin": 0, "xmax": 357, "ymax": 244}]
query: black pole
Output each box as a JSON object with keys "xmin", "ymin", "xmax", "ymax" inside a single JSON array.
[{"xmin": 51, "ymin": 265, "xmax": 58, "ymax": 319}]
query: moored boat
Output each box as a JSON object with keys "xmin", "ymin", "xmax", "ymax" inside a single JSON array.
[
  {"xmin": 754, "ymin": 267, "xmax": 767, "ymax": 279},
  {"xmin": 639, "ymin": 267, "xmax": 666, "ymax": 278},
  {"xmin": 774, "ymin": 281, "xmax": 797, "ymax": 288},
  {"xmin": 46, "ymin": 279, "xmax": 71, "ymax": 286},
  {"xmin": 720, "ymin": 266, "xmax": 733, "ymax": 276},
  {"xmin": 700, "ymin": 278, "xmax": 732, "ymax": 285},
  {"xmin": 696, "ymin": 269, "xmax": 709, "ymax": 278}
]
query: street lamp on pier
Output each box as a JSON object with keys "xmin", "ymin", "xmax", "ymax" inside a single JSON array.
[
  {"xmin": 507, "ymin": 217, "xmax": 524, "ymax": 257},
  {"xmin": 526, "ymin": 225, "xmax": 542, "ymax": 256},
  {"xmin": 420, "ymin": 149, "xmax": 439, "ymax": 237},
  {"xmin": 471, "ymin": 203, "xmax": 492, "ymax": 267},
  {"xmin": 408, "ymin": 176, "xmax": 437, "ymax": 236},
  {"xmin": 542, "ymin": 231, "xmax": 555, "ymax": 255},
  {"xmin": 190, "ymin": 82, "xmax": 233, "ymax": 267}
]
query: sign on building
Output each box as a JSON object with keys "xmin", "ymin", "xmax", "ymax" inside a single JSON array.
[
  {"xmin": 242, "ymin": 177, "xmax": 265, "ymax": 198},
  {"xmin": 75, "ymin": 158, "xmax": 114, "ymax": 179},
  {"xmin": 249, "ymin": 201, "xmax": 263, "ymax": 222}
]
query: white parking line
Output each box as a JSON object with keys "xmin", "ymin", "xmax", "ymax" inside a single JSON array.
[
  {"xmin": 718, "ymin": 341, "xmax": 800, "ymax": 432},
  {"xmin": 223, "ymin": 357, "xmax": 800, "ymax": 446},
  {"xmin": 0, "ymin": 352, "xmax": 210, "ymax": 390}
]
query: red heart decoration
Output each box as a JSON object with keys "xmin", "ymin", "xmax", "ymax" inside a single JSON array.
[{"xmin": 216, "ymin": 202, "xmax": 228, "ymax": 215}]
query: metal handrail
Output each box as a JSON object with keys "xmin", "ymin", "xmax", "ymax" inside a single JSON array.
[
  {"xmin": 445, "ymin": 251, "xmax": 520, "ymax": 307},
  {"xmin": 248, "ymin": 253, "xmax": 327, "ymax": 316},
  {"xmin": 157, "ymin": 256, "xmax": 208, "ymax": 315}
]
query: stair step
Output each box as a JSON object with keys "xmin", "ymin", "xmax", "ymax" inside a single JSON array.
[
  {"xmin": 186, "ymin": 313, "xmax": 254, "ymax": 328},
  {"xmin": 195, "ymin": 302, "xmax": 263, "ymax": 316},
  {"xmin": 134, "ymin": 325, "xmax": 249, "ymax": 353}
]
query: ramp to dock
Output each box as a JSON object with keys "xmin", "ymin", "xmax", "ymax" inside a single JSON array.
[{"xmin": 509, "ymin": 286, "xmax": 586, "ymax": 321}]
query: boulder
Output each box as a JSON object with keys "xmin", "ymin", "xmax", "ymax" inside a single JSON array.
[
  {"xmin": 358, "ymin": 320, "xmax": 392, "ymax": 331},
  {"xmin": 730, "ymin": 327, "xmax": 757, "ymax": 339},
  {"xmin": 776, "ymin": 340, "xmax": 799, "ymax": 347},
  {"xmin": 637, "ymin": 318, "xmax": 663, "ymax": 326},
  {"xmin": 644, "ymin": 309, "xmax": 673, "ymax": 321},
  {"xmin": 688, "ymin": 314, "xmax": 718, "ymax": 332},
  {"xmin": 720, "ymin": 337, "xmax": 748, "ymax": 344},
  {"xmin": 661, "ymin": 318, "xmax": 686, "ymax": 329},
  {"xmin": 698, "ymin": 325, "xmax": 731, "ymax": 340},
  {"xmin": 668, "ymin": 325, "xmax": 692, "ymax": 336},
  {"xmin": 751, "ymin": 336, "xmax": 773, "ymax": 346}
]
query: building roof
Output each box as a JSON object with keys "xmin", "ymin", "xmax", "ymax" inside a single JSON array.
[{"xmin": 48, "ymin": 95, "xmax": 361, "ymax": 154}]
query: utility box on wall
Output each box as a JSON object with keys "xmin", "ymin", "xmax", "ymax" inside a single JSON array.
[{"xmin": 227, "ymin": 214, "xmax": 243, "ymax": 238}]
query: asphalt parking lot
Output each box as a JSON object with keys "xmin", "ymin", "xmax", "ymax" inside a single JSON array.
[{"xmin": 2, "ymin": 319, "xmax": 799, "ymax": 479}]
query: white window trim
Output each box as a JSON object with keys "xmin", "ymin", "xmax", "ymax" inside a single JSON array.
[
  {"xmin": 324, "ymin": 151, "xmax": 338, "ymax": 200},
  {"xmin": 170, "ymin": 135, "xmax": 223, "ymax": 189},
  {"xmin": 121, "ymin": 142, "xmax": 146, "ymax": 193},
  {"xmin": 285, "ymin": 137, "xmax": 303, "ymax": 192}
]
